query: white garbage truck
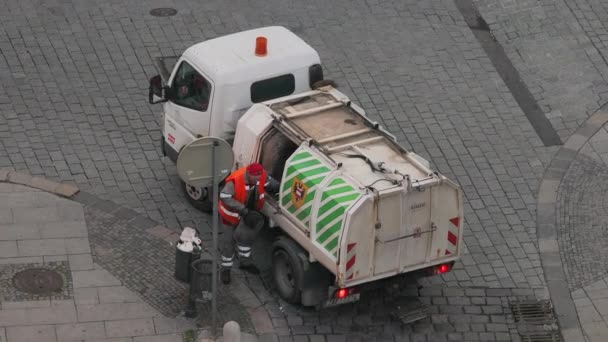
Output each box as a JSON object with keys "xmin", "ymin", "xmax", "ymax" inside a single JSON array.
[{"xmin": 149, "ymin": 26, "xmax": 463, "ymax": 308}]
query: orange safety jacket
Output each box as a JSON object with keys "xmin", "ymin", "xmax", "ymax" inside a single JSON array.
[{"xmin": 218, "ymin": 167, "xmax": 266, "ymax": 226}]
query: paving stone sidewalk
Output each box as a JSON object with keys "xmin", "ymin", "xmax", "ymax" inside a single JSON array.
[
  {"xmin": 9, "ymin": 0, "xmax": 608, "ymax": 340},
  {"xmin": 0, "ymin": 182, "xmax": 200, "ymax": 342},
  {"xmin": 536, "ymin": 108, "xmax": 608, "ymax": 342},
  {"xmin": 0, "ymin": 173, "xmax": 548, "ymax": 342},
  {"xmin": 571, "ymin": 275, "xmax": 608, "ymax": 342},
  {"xmin": 475, "ymin": 0, "xmax": 608, "ymax": 140},
  {"xmin": 556, "ymin": 117, "xmax": 608, "ymax": 342},
  {"xmin": 0, "ymin": 0, "xmax": 556, "ymax": 294}
]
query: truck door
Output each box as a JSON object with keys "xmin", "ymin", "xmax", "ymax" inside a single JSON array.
[
  {"xmin": 372, "ymin": 188, "xmax": 432, "ymax": 275},
  {"xmin": 163, "ymin": 59, "xmax": 214, "ymax": 153}
]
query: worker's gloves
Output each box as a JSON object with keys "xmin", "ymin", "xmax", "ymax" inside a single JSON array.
[{"xmin": 240, "ymin": 207, "xmax": 249, "ymax": 217}]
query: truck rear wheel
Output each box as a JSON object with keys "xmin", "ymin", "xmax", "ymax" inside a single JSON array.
[
  {"xmin": 272, "ymin": 238, "xmax": 305, "ymax": 304},
  {"xmin": 181, "ymin": 181, "xmax": 213, "ymax": 213}
]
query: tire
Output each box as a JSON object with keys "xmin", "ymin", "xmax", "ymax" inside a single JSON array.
[
  {"xmin": 272, "ymin": 238, "xmax": 305, "ymax": 304},
  {"xmin": 181, "ymin": 181, "xmax": 213, "ymax": 213}
]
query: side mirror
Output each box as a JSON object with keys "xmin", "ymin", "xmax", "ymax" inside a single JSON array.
[{"xmin": 148, "ymin": 75, "xmax": 168, "ymax": 104}]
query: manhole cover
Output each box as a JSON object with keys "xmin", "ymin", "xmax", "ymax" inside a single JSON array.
[
  {"xmin": 150, "ymin": 8, "xmax": 177, "ymax": 17},
  {"xmin": 12, "ymin": 268, "xmax": 64, "ymax": 294}
]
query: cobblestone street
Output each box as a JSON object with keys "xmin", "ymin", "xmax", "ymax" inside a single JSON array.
[{"xmin": 2, "ymin": 0, "xmax": 608, "ymax": 341}]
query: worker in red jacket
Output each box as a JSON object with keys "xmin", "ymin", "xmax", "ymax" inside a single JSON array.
[{"xmin": 218, "ymin": 162, "xmax": 279, "ymax": 284}]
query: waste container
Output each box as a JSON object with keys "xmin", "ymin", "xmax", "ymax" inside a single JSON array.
[
  {"xmin": 185, "ymin": 255, "xmax": 214, "ymax": 317},
  {"xmin": 175, "ymin": 243, "xmax": 200, "ymax": 282},
  {"xmin": 175, "ymin": 227, "xmax": 202, "ymax": 283},
  {"xmin": 190, "ymin": 256, "xmax": 213, "ymax": 299}
]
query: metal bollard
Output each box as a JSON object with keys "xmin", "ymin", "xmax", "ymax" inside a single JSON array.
[{"xmin": 222, "ymin": 321, "xmax": 241, "ymax": 342}]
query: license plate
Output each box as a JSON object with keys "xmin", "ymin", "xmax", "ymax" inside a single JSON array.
[{"xmin": 323, "ymin": 293, "xmax": 360, "ymax": 308}]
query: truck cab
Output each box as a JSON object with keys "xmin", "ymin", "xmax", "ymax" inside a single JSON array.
[{"xmin": 149, "ymin": 26, "xmax": 324, "ymax": 208}]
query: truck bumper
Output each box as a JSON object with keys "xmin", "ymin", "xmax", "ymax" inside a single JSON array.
[{"xmin": 346, "ymin": 261, "xmax": 456, "ymax": 294}]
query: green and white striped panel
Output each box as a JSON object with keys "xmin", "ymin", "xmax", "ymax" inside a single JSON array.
[
  {"xmin": 315, "ymin": 177, "xmax": 362, "ymax": 257},
  {"xmin": 280, "ymin": 149, "xmax": 331, "ymax": 228}
]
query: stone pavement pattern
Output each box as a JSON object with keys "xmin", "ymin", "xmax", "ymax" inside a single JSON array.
[
  {"xmin": 0, "ymin": 176, "xmax": 542, "ymax": 342},
  {"xmin": 6, "ymin": 0, "xmax": 608, "ymax": 340},
  {"xmin": 0, "ymin": 0, "xmax": 552, "ymax": 294},
  {"xmin": 571, "ymin": 275, "xmax": 608, "ymax": 342},
  {"xmin": 80, "ymin": 199, "xmax": 257, "ymax": 331},
  {"xmin": 0, "ymin": 183, "xmax": 198, "ymax": 342},
  {"xmin": 474, "ymin": 0, "xmax": 608, "ymax": 340},
  {"xmin": 475, "ymin": 0, "xmax": 608, "ymax": 141},
  {"xmin": 558, "ymin": 152, "xmax": 608, "ymax": 290},
  {"xmin": 554, "ymin": 120, "xmax": 608, "ymax": 341}
]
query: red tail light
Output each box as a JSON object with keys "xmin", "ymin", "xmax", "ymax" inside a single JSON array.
[
  {"xmin": 436, "ymin": 263, "xmax": 451, "ymax": 274},
  {"xmin": 335, "ymin": 288, "xmax": 349, "ymax": 299}
]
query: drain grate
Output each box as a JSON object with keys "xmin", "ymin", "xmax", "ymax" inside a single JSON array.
[
  {"xmin": 511, "ymin": 300, "xmax": 562, "ymax": 341},
  {"xmin": 520, "ymin": 331, "xmax": 562, "ymax": 342},
  {"xmin": 150, "ymin": 8, "xmax": 177, "ymax": 17},
  {"xmin": 12, "ymin": 268, "xmax": 64, "ymax": 295},
  {"xmin": 511, "ymin": 300, "xmax": 556, "ymax": 324}
]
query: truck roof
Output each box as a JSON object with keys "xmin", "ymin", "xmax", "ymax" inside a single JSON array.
[
  {"xmin": 183, "ymin": 26, "xmax": 320, "ymax": 84},
  {"xmin": 264, "ymin": 88, "xmax": 438, "ymax": 192}
]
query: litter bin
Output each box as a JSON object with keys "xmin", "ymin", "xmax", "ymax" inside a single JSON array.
[
  {"xmin": 185, "ymin": 256, "xmax": 213, "ymax": 318},
  {"xmin": 175, "ymin": 242, "xmax": 201, "ymax": 283},
  {"xmin": 190, "ymin": 256, "xmax": 213, "ymax": 296}
]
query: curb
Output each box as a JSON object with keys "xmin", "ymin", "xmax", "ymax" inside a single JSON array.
[
  {"xmin": 0, "ymin": 169, "xmax": 79, "ymax": 198},
  {"xmin": 537, "ymin": 107, "xmax": 608, "ymax": 342}
]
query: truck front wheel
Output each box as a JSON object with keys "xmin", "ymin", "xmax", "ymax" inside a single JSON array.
[
  {"xmin": 272, "ymin": 239, "xmax": 305, "ymax": 304},
  {"xmin": 181, "ymin": 181, "xmax": 213, "ymax": 213}
]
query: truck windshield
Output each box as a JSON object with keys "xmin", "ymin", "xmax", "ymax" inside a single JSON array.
[{"xmin": 172, "ymin": 61, "xmax": 212, "ymax": 111}]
